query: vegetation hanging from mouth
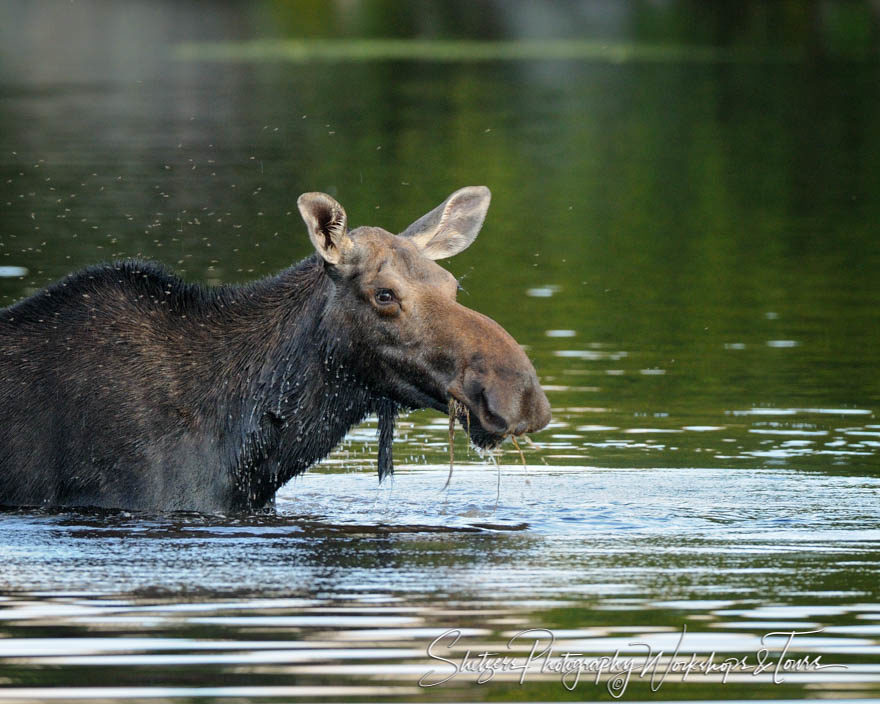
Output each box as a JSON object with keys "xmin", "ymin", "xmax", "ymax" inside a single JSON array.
[
  {"xmin": 510, "ymin": 435, "xmax": 526, "ymax": 468},
  {"xmin": 444, "ymin": 398, "xmax": 468, "ymax": 489},
  {"xmin": 444, "ymin": 398, "xmax": 528, "ymax": 490}
]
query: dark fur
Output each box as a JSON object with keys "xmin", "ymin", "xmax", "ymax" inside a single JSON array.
[{"xmin": 0, "ymin": 257, "xmax": 389, "ymax": 512}]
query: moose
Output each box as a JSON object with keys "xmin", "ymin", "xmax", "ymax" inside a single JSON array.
[{"xmin": 0, "ymin": 186, "xmax": 551, "ymax": 513}]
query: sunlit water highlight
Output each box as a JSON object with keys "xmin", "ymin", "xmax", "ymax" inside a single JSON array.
[
  {"xmin": 3, "ymin": 1, "xmax": 880, "ymax": 702},
  {"xmin": 2, "ymin": 465, "xmax": 880, "ymax": 700}
]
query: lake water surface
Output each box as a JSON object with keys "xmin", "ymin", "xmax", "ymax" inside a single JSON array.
[{"xmin": 1, "ymin": 2, "xmax": 879, "ymax": 702}]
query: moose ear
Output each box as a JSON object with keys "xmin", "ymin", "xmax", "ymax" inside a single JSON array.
[
  {"xmin": 399, "ymin": 186, "xmax": 491, "ymax": 260},
  {"xmin": 297, "ymin": 192, "xmax": 349, "ymax": 264}
]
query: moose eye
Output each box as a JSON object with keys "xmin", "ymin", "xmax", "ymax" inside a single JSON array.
[{"xmin": 375, "ymin": 288, "xmax": 396, "ymax": 305}]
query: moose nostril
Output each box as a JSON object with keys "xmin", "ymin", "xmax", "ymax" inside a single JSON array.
[{"xmin": 477, "ymin": 387, "xmax": 509, "ymax": 434}]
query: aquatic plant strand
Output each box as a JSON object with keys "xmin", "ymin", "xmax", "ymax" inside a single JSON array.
[
  {"xmin": 443, "ymin": 398, "xmax": 460, "ymax": 489},
  {"xmin": 445, "ymin": 398, "xmax": 530, "ymax": 491},
  {"xmin": 444, "ymin": 398, "xmax": 466, "ymax": 489},
  {"xmin": 510, "ymin": 435, "xmax": 527, "ymax": 470}
]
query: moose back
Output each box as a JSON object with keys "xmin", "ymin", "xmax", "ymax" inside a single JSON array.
[{"xmin": 0, "ymin": 187, "xmax": 551, "ymax": 512}]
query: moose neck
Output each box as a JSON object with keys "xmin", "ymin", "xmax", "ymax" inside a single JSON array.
[{"xmin": 206, "ymin": 256, "xmax": 377, "ymax": 509}]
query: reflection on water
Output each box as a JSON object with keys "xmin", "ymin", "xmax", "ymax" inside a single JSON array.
[
  {"xmin": 0, "ymin": 592, "xmax": 878, "ymax": 700},
  {"xmin": 2, "ymin": 0, "xmax": 880, "ymax": 701},
  {"xmin": 2, "ymin": 467, "xmax": 880, "ymax": 700},
  {"xmin": 328, "ymin": 394, "xmax": 880, "ymax": 476}
]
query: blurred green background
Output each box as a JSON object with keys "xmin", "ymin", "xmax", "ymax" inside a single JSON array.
[{"xmin": 1, "ymin": 0, "xmax": 878, "ymax": 469}]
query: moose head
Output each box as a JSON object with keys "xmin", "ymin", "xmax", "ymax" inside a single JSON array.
[{"xmin": 298, "ymin": 186, "xmax": 552, "ymax": 456}]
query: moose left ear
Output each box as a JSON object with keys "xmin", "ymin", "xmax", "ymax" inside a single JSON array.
[
  {"xmin": 298, "ymin": 192, "xmax": 350, "ymax": 264},
  {"xmin": 399, "ymin": 186, "xmax": 491, "ymax": 260}
]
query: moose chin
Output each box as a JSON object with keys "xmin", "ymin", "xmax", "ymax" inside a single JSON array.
[{"xmin": 0, "ymin": 186, "xmax": 551, "ymax": 513}]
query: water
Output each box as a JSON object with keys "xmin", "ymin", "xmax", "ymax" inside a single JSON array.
[
  {"xmin": 1, "ymin": 1, "xmax": 880, "ymax": 701},
  {"xmin": 2, "ymin": 467, "xmax": 880, "ymax": 700}
]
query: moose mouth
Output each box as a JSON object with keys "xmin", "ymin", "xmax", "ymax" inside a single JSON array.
[
  {"xmin": 390, "ymin": 379, "xmax": 507, "ymax": 449},
  {"xmin": 447, "ymin": 394, "xmax": 506, "ymax": 450}
]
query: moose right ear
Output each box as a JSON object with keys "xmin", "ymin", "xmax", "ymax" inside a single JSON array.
[
  {"xmin": 399, "ymin": 186, "xmax": 491, "ymax": 260},
  {"xmin": 297, "ymin": 192, "xmax": 349, "ymax": 264}
]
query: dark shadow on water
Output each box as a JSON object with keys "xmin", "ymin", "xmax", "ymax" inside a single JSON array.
[{"xmin": 0, "ymin": 504, "xmax": 528, "ymax": 537}]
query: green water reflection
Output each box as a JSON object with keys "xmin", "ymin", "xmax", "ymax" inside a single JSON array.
[
  {"xmin": 2, "ymin": 51, "xmax": 878, "ymax": 470},
  {"xmin": 1, "ymin": 1, "xmax": 880, "ymax": 701}
]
